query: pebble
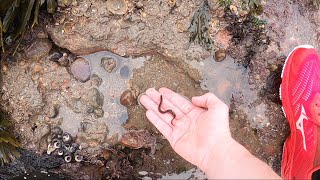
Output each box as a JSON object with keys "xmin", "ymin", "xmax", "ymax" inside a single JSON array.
[
  {"xmin": 136, "ymin": 1, "xmax": 144, "ymax": 8},
  {"xmin": 120, "ymin": 90, "xmax": 136, "ymax": 107},
  {"xmin": 48, "ymin": 106, "xmax": 59, "ymax": 118},
  {"xmin": 138, "ymin": 171, "xmax": 148, "ymax": 176},
  {"xmin": 101, "ymin": 57, "xmax": 116, "ymax": 73},
  {"xmin": 106, "ymin": 0, "xmax": 128, "ymax": 15},
  {"xmin": 25, "ymin": 38, "xmax": 53, "ymax": 61},
  {"xmin": 214, "ymin": 49, "xmax": 226, "ymax": 62},
  {"xmin": 94, "ymin": 108, "xmax": 104, "ymax": 118},
  {"xmin": 48, "ymin": 51, "xmax": 63, "ymax": 62},
  {"xmin": 70, "ymin": 58, "xmax": 91, "ymax": 82},
  {"xmin": 120, "ymin": 65, "xmax": 130, "ymax": 78}
]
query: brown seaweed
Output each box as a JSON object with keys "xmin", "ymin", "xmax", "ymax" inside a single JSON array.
[
  {"xmin": 188, "ymin": 0, "xmax": 213, "ymax": 50},
  {"xmin": 0, "ymin": 118, "xmax": 21, "ymax": 166}
]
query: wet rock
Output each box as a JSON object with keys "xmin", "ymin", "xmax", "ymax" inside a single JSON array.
[
  {"xmin": 25, "ymin": 39, "xmax": 52, "ymax": 61},
  {"xmin": 58, "ymin": 0, "xmax": 72, "ymax": 7},
  {"xmin": 101, "ymin": 57, "xmax": 116, "ymax": 73},
  {"xmin": 90, "ymin": 74, "xmax": 103, "ymax": 87},
  {"xmin": 264, "ymin": 65, "xmax": 282, "ymax": 104},
  {"xmin": 136, "ymin": 1, "xmax": 144, "ymax": 8},
  {"xmin": 70, "ymin": 58, "xmax": 91, "ymax": 82},
  {"xmin": 121, "ymin": 130, "xmax": 157, "ymax": 154},
  {"xmin": 120, "ymin": 65, "xmax": 130, "ymax": 78},
  {"xmin": 87, "ymin": 88, "xmax": 104, "ymax": 108},
  {"xmin": 120, "ymin": 90, "xmax": 136, "ymax": 107},
  {"xmin": 48, "ymin": 105, "xmax": 59, "ymax": 118},
  {"xmin": 214, "ymin": 49, "xmax": 227, "ymax": 62},
  {"xmin": 94, "ymin": 108, "xmax": 104, "ymax": 118},
  {"xmin": 77, "ymin": 121, "xmax": 108, "ymax": 145},
  {"xmin": 51, "ymin": 126, "xmax": 63, "ymax": 139},
  {"xmin": 48, "ymin": 51, "xmax": 63, "ymax": 62},
  {"xmin": 58, "ymin": 53, "xmax": 70, "ymax": 67},
  {"xmin": 106, "ymin": 0, "xmax": 128, "ymax": 15},
  {"xmin": 53, "ymin": 163, "xmax": 105, "ymax": 180}
]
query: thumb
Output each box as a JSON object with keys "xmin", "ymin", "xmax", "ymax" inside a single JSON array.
[{"xmin": 191, "ymin": 93, "xmax": 224, "ymax": 109}]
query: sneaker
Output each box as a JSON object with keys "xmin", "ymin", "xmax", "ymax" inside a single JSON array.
[{"xmin": 281, "ymin": 45, "xmax": 320, "ymax": 179}]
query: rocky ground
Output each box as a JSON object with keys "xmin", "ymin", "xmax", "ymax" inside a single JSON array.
[{"xmin": 1, "ymin": 0, "xmax": 320, "ymax": 179}]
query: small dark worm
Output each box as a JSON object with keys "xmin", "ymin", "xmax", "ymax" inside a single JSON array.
[{"xmin": 158, "ymin": 95, "xmax": 176, "ymax": 125}]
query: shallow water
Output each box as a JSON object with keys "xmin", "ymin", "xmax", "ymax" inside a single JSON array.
[
  {"xmin": 59, "ymin": 51, "xmax": 146, "ymax": 138},
  {"xmin": 189, "ymin": 56, "xmax": 270, "ymax": 128}
]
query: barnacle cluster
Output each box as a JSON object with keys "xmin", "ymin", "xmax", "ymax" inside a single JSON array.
[{"xmin": 47, "ymin": 126, "xmax": 83, "ymax": 163}]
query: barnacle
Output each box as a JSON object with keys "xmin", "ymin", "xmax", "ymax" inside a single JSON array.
[
  {"xmin": 64, "ymin": 154, "xmax": 72, "ymax": 163},
  {"xmin": 62, "ymin": 132, "xmax": 72, "ymax": 144},
  {"xmin": 0, "ymin": 117, "xmax": 21, "ymax": 166}
]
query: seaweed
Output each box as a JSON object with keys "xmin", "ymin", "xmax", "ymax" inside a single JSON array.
[
  {"xmin": 188, "ymin": 0, "xmax": 213, "ymax": 50},
  {"xmin": 218, "ymin": 0, "xmax": 233, "ymax": 8},
  {"xmin": 241, "ymin": 0, "xmax": 263, "ymax": 15},
  {"xmin": 0, "ymin": 116, "xmax": 21, "ymax": 166},
  {"xmin": 0, "ymin": 0, "xmax": 59, "ymax": 50}
]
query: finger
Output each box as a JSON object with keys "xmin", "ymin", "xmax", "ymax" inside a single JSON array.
[
  {"xmin": 145, "ymin": 88, "xmax": 185, "ymax": 119},
  {"xmin": 159, "ymin": 87, "xmax": 197, "ymax": 114},
  {"xmin": 146, "ymin": 110, "xmax": 172, "ymax": 139},
  {"xmin": 139, "ymin": 93, "xmax": 177, "ymax": 126},
  {"xmin": 191, "ymin": 92, "xmax": 225, "ymax": 109}
]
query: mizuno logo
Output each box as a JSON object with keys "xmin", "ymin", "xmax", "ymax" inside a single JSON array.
[{"xmin": 296, "ymin": 105, "xmax": 309, "ymax": 151}]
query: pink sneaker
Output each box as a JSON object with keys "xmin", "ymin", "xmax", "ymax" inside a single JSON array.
[{"xmin": 281, "ymin": 45, "xmax": 320, "ymax": 179}]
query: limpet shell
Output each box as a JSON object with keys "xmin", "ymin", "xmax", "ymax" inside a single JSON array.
[{"xmin": 106, "ymin": 0, "xmax": 128, "ymax": 15}]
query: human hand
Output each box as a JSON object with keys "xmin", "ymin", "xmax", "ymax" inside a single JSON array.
[{"xmin": 139, "ymin": 87, "xmax": 234, "ymax": 170}]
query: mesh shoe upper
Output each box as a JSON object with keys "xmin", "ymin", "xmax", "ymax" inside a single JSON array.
[{"xmin": 281, "ymin": 46, "xmax": 320, "ymax": 179}]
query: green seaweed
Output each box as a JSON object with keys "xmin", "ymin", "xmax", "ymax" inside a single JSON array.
[
  {"xmin": 7, "ymin": 0, "xmax": 35, "ymax": 43},
  {"xmin": 218, "ymin": 0, "xmax": 233, "ymax": 8},
  {"xmin": 2, "ymin": 0, "xmax": 19, "ymax": 33},
  {"xmin": 0, "ymin": 117, "xmax": 21, "ymax": 166},
  {"xmin": 0, "ymin": 19, "xmax": 4, "ymax": 52},
  {"xmin": 47, "ymin": 0, "xmax": 56, "ymax": 13},
  {"xmin": 241, "ymin": 0, "xmax": 263, "ymax": 15},
  {"xmin": 0, "ymin": 0, "xmax": 59, "ymax": 49},
  {"xmin": 313, "ymin": 0, "xmax": 320, "ymax": 7},
  {"xmin": 188, "ymin": 0, "xmax": 213, "ymax": 50}
]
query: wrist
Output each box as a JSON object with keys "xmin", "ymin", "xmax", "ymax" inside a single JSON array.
[{"xmin": 198, "ymin": 136, "xmax": 239, "ymax": 174}]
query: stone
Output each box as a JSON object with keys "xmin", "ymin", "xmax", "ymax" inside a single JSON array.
[
  {"xmin": 70, "ymin": 58, "xmax": 91, "ymax": 82},
  {"xmin": 214, "ymin": 49, "xmax": 226, "ymax": 62},
  {"xmin": 25, "ymin": 38, "xmax": 53, "ymax": 61},
  {"xmin": 120, "ymin": 90, "xmax": 136, "ymax": 107},
  {"xmin": 101, "ymin": 57, "xmax": 116, "ymax": 73},
  {"xmin": 119, "ymin": 65, "xmax": 130, "ymax": 78},
  {"xmin": 106, "ymin": 0, "xmax": 128, "ymax": 15}
]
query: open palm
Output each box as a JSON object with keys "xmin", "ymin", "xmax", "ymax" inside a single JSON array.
[{"xmin": 139, "ymin": 88, "xmax": 232, "ymax": 169}]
